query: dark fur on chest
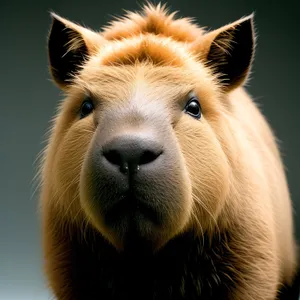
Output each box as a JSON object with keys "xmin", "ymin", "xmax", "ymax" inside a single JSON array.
[
  {"xmin": 59, "ymin": 226, "xmax": 300, "ymax": 300},
  {"xmin": 67, "ymin": 229, "xmax": 238, "ymax": 300}
]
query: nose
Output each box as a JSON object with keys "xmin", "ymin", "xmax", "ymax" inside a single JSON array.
[{"xmin": 102, "ymin": 135, "xmax": 163, "ymax": 174}]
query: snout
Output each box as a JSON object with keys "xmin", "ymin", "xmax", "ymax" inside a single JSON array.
[
  {"xmin": 80, "ymin": 109, "xmax": 192, "ymax": 250},
  {"xmin": 90, "ymin": 133, "xmax": 167, "ymax": 228}
]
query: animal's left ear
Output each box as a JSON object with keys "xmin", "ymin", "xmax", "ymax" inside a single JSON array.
[{"xmin": 190, "ymin": 14, "xmax": 255, "ymax": 92}]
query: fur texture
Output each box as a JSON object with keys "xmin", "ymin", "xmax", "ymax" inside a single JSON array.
[{"xmin": 39, "ymin": 3, "xmax": 298, "ymax": 299}]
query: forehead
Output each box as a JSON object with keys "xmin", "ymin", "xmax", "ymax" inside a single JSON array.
[
  {"xmin": 75, "ymin": 63, "xmax": 208, "ymax": 103},
  {"xmin": 98, "ymin": 35, "xmax": 191, "ymax": 67},
  {"xmin": 72, "ymin": 35, "xmax": 218, "ymax": 105}
]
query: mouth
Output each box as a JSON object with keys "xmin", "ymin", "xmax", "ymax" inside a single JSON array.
[
  {"xmin": 97, "ymin": 190, "xmax": 168, "ymax": 252},
  {"xmin": 104, "ymin": 193, "xmax": 163, "ymax": 229}
]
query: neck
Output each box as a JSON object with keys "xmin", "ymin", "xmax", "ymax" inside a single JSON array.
[{"xmin": 67, "ymin": 227, "xmax": 235, "ymax": 299}]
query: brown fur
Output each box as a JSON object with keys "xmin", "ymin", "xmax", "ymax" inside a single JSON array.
[{"xmin": 39, "ymin": 3, "xmax": 298, "ymax": 299}]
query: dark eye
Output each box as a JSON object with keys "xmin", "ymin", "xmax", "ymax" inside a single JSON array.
[
  {"xmin": 184, "ymin": 97, "xmax": 202, "ymax": 119},
  {"xmin": 80, "ymin": 98, "xmax": 94, "ymax": 119}
]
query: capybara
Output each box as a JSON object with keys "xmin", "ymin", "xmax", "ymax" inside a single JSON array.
[{"xmin": 38, "ymin": 3, "xmax": 298, "ymax": 300}]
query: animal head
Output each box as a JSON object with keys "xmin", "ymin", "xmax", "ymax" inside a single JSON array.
[{"xmin": 41, "ymin": 3, "xmax": 255, "ymax": 252}]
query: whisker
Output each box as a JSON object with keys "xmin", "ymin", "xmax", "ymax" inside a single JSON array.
[{"xmin": 192, "ymin": 192, "xmax": 221, "ymax": 241}]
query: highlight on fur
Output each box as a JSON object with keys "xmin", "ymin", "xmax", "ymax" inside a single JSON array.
[{"xmin": 38, "ymin": 2, "xmax": 298, "ymax": 299}]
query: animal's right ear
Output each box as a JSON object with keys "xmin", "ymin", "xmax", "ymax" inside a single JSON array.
[{"xmin": 48, "ymin": 13, "xmax": 103, "ymax": 89}]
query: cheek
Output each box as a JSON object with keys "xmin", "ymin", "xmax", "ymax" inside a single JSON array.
[
  {"xmin": 175, "ymin": 118, "xmax": 230, "ymax": 228},
  {"xmin": 52, "ymin": 120, "xmax": 95, "ymax": 218}
]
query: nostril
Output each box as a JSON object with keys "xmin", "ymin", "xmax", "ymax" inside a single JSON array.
[
  {"xmin": 101, "ymin": 136, "xmax": 163, "ymax": 173},
  {"xmin": 139, "ymin": 150, "xmax": 162, "ymax": 165},
  {"xmin": 103, "ymin": 149, "xmax": 123, "ymax": 166}
]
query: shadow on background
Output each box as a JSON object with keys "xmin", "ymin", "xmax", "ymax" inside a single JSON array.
[{"xmin": 0, "ymin": 0, "xmax": 299, "ymax": 299}]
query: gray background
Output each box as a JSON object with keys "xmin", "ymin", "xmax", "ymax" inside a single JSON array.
[{"xmin": 1, "ymin": 0, "xmax": 299, "ymax": 299}]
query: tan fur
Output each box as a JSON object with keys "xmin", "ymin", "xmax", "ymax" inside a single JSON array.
[
  {"xmin": 39, "ymin": 3, "xmax": 298, "ymax": 300},
  {"xmin": 101, "ymin": 3, "xmax": 205, "ymax": 42}
]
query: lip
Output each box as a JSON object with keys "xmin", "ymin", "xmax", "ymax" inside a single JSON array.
[{"xmin": 103, "ymin": 193, "xmax": 163, "ymax": 228}]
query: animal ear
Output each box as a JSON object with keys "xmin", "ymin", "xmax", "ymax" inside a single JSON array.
[
  {"xmin": 191, "ymin": 14, "xmax": 255, "ymax": 92},
  {"xmin": 48, "ymin": 13, "xmax": 103, "ymax": 89}
]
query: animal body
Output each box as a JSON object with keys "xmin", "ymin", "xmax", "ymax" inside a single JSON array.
[{"xmin": 39, "ymin": 3, "xmax": 298, "ymax": 299}]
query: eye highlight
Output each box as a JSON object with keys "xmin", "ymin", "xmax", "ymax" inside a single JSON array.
[
  {"xmin": 80, "ymin": 98, "xmax": 94, "ymax": 119},
  {"xmin": 184, "ymin": 97, "xmax": 202, "ymax": 120}
]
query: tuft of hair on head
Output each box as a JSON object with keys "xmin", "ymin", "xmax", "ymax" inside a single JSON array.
[{"xmin": 46, "ymin": 4, "xmax": 256, "ymax": 93}]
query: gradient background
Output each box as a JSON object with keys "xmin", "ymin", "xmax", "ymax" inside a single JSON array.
[{"xmin": 1, "ymin": 0, "xmax": 299, "ymax": 299}]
